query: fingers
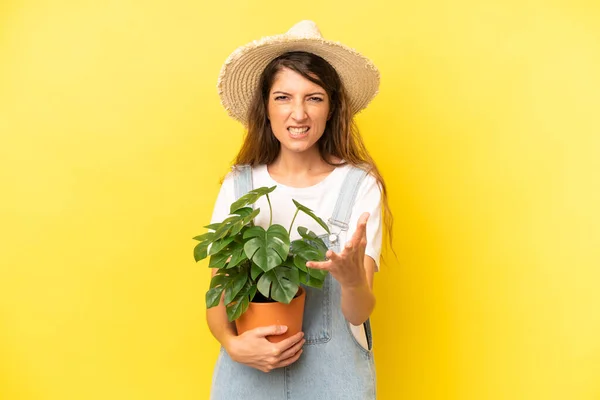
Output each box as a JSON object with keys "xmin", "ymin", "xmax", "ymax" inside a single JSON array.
[
  {"xmin": 306, "ymin": 259, "xmax": 331, "ymax": 270},
  {"xmin": 352, "ymin": 212, "xmax": 370, "ymax": 243},
  {"xmin": 264, "ymin": 332, "xmax": 305, "ymax": 372},
  {"xmin": 275, "ymin": 348, "xmax": 303, "ymax": 369},
  {"xmin": 343, "ymin": 213, "xmax": 369, "ymax": 256},
  {"xmin": 306, "ymin": 213, "xmax": 370, "ymax": 271},
  {"xmin": 277, "ymin": 336, "xmax": 306, "ymax": 360},
  {"xmin": 306, "ymin": 249, "xmax": 342, "ymax": 270},
  {"xmin": 253, "ymin": 325, "xmax": 288, "ymax": 338},
  {"xmin": 358, "ymin": 212, "xmax": 370, "ymax": 226},
  {"xmin": 274, "ymin": 331, "xmax": 304, "ymax": 351}
]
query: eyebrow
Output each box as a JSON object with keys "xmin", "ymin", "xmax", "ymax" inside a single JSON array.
[{"xmin": 272, "ymin": 91, "xmax": 326, "ymax": 96}]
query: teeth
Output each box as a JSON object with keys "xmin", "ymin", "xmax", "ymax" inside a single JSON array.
[{"xmin": 288, "ymin": 127, "xmax": 309, "ymax": 134}]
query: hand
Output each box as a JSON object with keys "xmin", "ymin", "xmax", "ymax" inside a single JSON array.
[
  {"xmin": 306, "ymin": 212, "xmax": 370, "ymax": 289},
  {"xmin": 225, "ymin": 325, "xmax": 305, "ymax": 373}
]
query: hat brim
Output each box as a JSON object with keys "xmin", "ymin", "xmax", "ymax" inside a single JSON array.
[{"xmin": 217, "ymin": 34, "xmax": 380, "ymax": 126}]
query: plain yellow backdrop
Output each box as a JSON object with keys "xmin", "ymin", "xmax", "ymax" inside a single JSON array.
[{"xmin": 1, "ymin": 0, "xmax": 599, "ymax": 399}]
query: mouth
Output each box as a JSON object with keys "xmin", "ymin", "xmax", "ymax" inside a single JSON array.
[{"xmin": 287, "ymin": 126, "xmax": 310, "ymax": 137}]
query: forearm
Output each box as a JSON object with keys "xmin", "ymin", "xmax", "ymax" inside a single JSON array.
[
  {"xmin": 340, "ymin": 281, "xmax": 375, "ymax": 326},
  {"xmin": 206, "ymin": 269, "xmax": 237, "ymax": 349},
  {"xmin": 340, "ymin": 255, "xmax": 377, "ymax": 325},
  {"xmin": 206, "ymin": 298, "xmax": 237, "ymax": 348}
]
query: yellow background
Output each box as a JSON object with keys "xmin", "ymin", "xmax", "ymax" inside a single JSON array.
[{"xmin": 1, "ymin": 0, "xmax": 599, "ymax": 399}]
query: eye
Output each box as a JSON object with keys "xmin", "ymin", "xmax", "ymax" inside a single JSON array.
[
  {"xmin": 274, "ymin": 95, "xmax": 288, "ymax": 101},
  {"xmin": 309, "ymin": 97, "xmax": 324, "ymax": 102}
]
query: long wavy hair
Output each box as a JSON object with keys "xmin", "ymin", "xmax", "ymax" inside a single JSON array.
[{"xmin": 232, "ymin": 51, "xmax": 394, "ymax": 253}]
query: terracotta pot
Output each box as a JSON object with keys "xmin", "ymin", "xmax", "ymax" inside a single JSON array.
[{"xmin": 235, "ymin": 287, "xmax": 306, "ymax": 343}]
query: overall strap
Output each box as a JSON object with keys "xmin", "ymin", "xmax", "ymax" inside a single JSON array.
[
  {"xmin": 329, "ymin": 164, "xmax": 373, "ymax": 350},
  {"xmin": 233, "ymin": 164, "xmax": 253, "ymax": 200},
  {"xmin": 328, "ymin": 165, "xmax": 369, "ymax": 231}
]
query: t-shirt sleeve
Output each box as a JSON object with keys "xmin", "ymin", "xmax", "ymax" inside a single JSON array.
[
  {"xmin": 345, "ymin": 173, "xmax": 383, "ymax": 271},
  {"xmin": 210, "ymin": 173, "xmax": 235, "ymax": 224}
]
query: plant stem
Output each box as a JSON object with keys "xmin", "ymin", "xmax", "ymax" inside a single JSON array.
[
  {"xmin": 289, "ymin": 208, "xmax": 299, "ymax": 234},
  {"xmin": 266, "ymin": 194, "xmax": 273, "ymax": 227}
]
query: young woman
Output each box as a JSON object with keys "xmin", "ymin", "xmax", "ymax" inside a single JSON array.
[{"xmin": 207, "ymin": 20, "xmax": 392, "ymax": 399}]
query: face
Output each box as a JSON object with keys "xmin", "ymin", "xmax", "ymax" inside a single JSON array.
[{"xmin": 267, "ymin": 67, "xmax": 330, "ymax": 155}]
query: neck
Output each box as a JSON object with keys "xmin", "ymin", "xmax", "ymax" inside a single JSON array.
[{"xmin": 271, "ymin": 147, "xmax": 328, "ymax": 174}]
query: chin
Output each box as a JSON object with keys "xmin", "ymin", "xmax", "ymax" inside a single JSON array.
[{"xmin": 281, "ymin": 144, "xmax": 311, "ymax": 154}]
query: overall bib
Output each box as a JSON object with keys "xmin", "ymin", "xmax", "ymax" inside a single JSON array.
[{"xmin": 210, "ymin": 165, "xmax": 376, "ymax": 400}]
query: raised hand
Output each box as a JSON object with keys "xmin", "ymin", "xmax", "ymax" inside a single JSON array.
[{"xmin": 306, "ymin": 212, "xmax": 370, "ymax": 289}]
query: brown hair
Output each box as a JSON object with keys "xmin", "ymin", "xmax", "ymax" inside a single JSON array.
[{"xmin": 232, "ymin": 51, "xmax": 394, "ymax": 254}]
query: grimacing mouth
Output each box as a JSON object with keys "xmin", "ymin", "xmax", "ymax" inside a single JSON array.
[{"xmin": 287, "ymin": 126, "xmax": 310, "ymax": 133}]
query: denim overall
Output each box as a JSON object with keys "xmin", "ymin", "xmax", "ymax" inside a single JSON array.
[{"xmin": 210, "ymin": 165, "xmax": 376, "ymax": 400}]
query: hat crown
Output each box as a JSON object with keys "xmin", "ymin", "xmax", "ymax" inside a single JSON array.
[
  {"xmin": 218, "ymin": 20, "xmax": 379, "ymax": 125},
  {"xmin": 285, "ymin": 20, "xmax": 322, "ymax": 39}
]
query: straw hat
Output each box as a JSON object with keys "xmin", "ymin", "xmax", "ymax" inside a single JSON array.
[{"xmin": 217, "ymin": 20, "xmax": 380, "ymax": 126}]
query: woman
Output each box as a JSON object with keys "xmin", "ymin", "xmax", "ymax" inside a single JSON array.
[{"xmin": 207, "ymin": 20, "xmax": 392, "ymax": 399}]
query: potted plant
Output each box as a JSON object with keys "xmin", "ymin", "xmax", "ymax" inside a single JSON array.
[{"xmin": 193, "ymin": 186, "xmax": 330, "ymax": 342}]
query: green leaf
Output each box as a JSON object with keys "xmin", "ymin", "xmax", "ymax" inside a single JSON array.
[
  {"xmin": 228, "ymin": 221, "xmax": 243, "ymax": 237},
  {"xmin": 231, "ymin": 207, "xmax": 254, "ymax": 217},
  {"xmin": 226, "ymin": 296, "xmax": 249, "ymax": 321},
  {"xmin": 192, "ymin": 232, "xmax": 214, "ymax": 242},
  {"xmin": 241, "ymin": 208, "xmax": 260, "ymax": 225},
  {"xmin": 211, "ymin": 223, "xmax": 233, "ymax": 242},
  {"xmin": 251, "ymin": 263, "xmax": 263, "ymax": 280},
  {"xmin": 297, "ymin": 227, "xmax": 328, "ymax": 253},
  {"xmin": 307, "ymin": 268, "xmax": 328, "ymax": 280},
  {"xmin": 225, "ymin": 210, "xmax": 257, "ymax": 236},
  {"xmin": 209, "ymin": 273, "xmax": 228, "ymax": 288},
  {"xmin": 193, "ymin": 241, "xmax": 210, "ymax": 262},
  {"xmin": 243, "ymin": 226, "xmax": 265, "ymax": 239},
  {"xmin": 257, "ymin": 267, "xmax": 300, "ymax": 304},
  {"xmin": 291, "ymin": 240, "xmax": 323, "ymax": 260},
  {"xmin": 293, "ymin": 245, "xmax": 328, "ymax": 283},
  {"xmin": 299, "ymin": 270, "xmax": 325, "ymax": 288},
  {"xmin": 238, "ymin": 280, "xmax": 258, "ymax": 303},
  {"xmin": 293, "ymin": 254, "xmax": 309, "ymax": 272},
  {"xmin": 226, "ymin": 245, "xmax": 248, "ymax": 269},
  {"xmin": 247, "ymin": 285, "xmax": 257, "ymax": 302},
  {"xmin": 256, "ymin": 272, "xmax": 271, "ymax": 298},
  {"xmin": 293, "ymin": 251, "xmax": 328, "ymax": 281},
  {"xmin": 224, "ymin": 272, "xmax": 248, "ymax": 304},
  {"xmin": 208, "ymin": 237, "xmax": 235, "ymax": 256},
  {"xmin": 292, "ymin": 199, "xmax": 330, "ymax": 234},
  {"xmin": 228, "ymin": 208, "xmax": 260, "ymax": 237},
  {"xmin": 230, "ymin": 186, "xmax": 276, "ymax": 214},
  {"xmin": 296, "ymin": 226, "xmax": 317, "ymax": 240},
  {"xmin": 243, "ymin": 225, "xmax": 290, "ymax": 272},
  {"xmin": 221, "ymin": 278, "xmax": 258, "ymax": 321},
  {"xmin": 208, "ymin": 251, "xmax": 230, "ymax": 269},
  {"xmin": 206, "ymin": 286, "xmax": 224, "ymax": 308},
  {"xmin": 203, "ymin": 223, "xmax": 222, "ymax": 231}
]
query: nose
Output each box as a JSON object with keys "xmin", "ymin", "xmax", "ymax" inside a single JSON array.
[{"xmin": 291, "ymin": 100, "xmax": 308, "ymax": 121}]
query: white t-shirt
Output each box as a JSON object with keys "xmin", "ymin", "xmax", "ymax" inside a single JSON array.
[
  {"xmin": 210, "ymin": 164, "xmax": 383, "ymax": 269},
  {"xmin": 209, "ymin": 163, "xmax": 382, "ymax": 349}
]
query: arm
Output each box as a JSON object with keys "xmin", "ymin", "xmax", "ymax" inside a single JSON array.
[
  {"xmin": 206, "ymin": 261, "xmax": 306, "ymax": 372},
  {"xmin": 206, "ymin": 268, "xmax": 237, "ymax": 349},
  {"xmin": 205, "ymin": 178, "xmax": 239, "ymax": 348},
  {"xmin": 307, "ymin": 174, "xmax": 383, "ymax": 325},
  {"xmin": 340, "ymin": 255, "xmax": 376, "ymax": 325},
  {"xmin": 205, "ymin": 176, "xmax": 305, "ymax": 372},
  {"xmin": 307, "ymin": 212, "xmax": 377, "ymax": 325}
]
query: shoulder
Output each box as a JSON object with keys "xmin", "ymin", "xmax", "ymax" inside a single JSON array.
[
  {"xmin": 341, "ymin": 163, "xmax": 382, "ymax": 192},
  {"xmin": 222, "ymin": 164, "xmax": 271, "ymax": 195},
  {"xmin": 223, "ymin": 164, "xmax": 262, "ymax": 182},
  {"xmin": 228, "ymin": 163, "xmax": 267, "ymax": 175}
]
